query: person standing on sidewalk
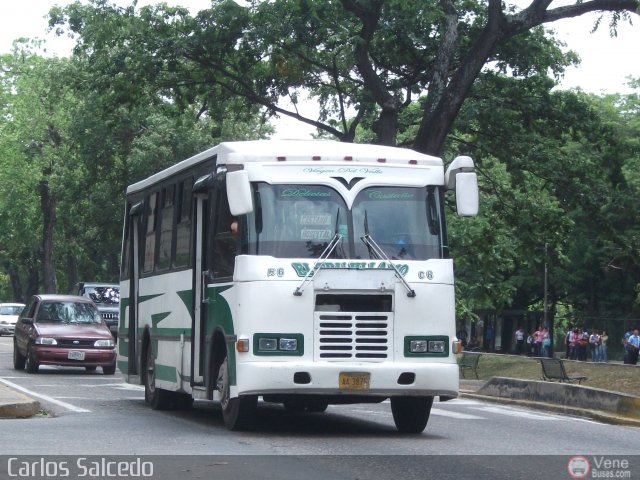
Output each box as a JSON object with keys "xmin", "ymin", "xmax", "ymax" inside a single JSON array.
[
  {"xmin": 542, "ymin": 327, "xmax": 551, "ymax": 358},
  {"xmin": 626, "ymin": 328, "xmax": 640, "ymax": 365},
  {"xmin": 589, "ymin": 331, "xmax": 600, "ymax": 362},
  {"xmin": 599, "ymin": 330, "xmax": 609, "ymax": 363},
  {"xmin": 514, "ymin": 326, "xmax": 525, "ymax": 355},
  {"xmin": 533, "ymin": 326, "xmax": 544, "ymax": 357}
]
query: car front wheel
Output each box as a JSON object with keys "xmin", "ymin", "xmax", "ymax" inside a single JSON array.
[
  {"xmin": 25, "ymin": 345, "xmax": 39, "ymax": 373},
  {"xmin": 13, "ymin": 339, "xmax": 25, "ymax": 370}
]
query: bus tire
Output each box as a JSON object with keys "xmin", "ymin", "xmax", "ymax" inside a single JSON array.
[
  {"xmin": 217, "ymin": 355, "xmax": 256, "ymax": 430},
  {"xmin": 305, "ymin": 398, "xmax": 329, "ymax": 413},
  {"xmin": 172, "ymin": 392, "xmax": 194, "ymax": 410},
  {"xmin": 390, "ymin": 396, "xmax": 433, "ymax": 433},
  {"xmin": 284, "ymin": 398, "xmax": 328, "ymax": 413},
  {"xmin": 144, "ymin": 342, "xmax": 172, "ymax": 410},
  {"xmin": 13, "ymin": 339, "xmax": 26, "ymax": 370}
]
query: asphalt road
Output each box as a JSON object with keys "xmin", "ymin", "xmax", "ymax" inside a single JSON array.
[{"xmin": 1, "ymin": 336, "xmax": 639, "ymax": 479}]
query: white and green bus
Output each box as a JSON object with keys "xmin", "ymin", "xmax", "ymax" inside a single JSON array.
[{"xmin": 118, "ymin": 140, "xmax": 478, "ymax": 432}]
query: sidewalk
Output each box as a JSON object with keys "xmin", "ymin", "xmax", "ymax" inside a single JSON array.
[
  {"xmin": 0, "ymin": 382, "xmax": 40, "ymax": 418},
  {"xmin": 459, "ymin": 377, "xmax": 640, "ymax": 427}
]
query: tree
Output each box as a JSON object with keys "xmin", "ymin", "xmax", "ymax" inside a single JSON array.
[
  {"xmin": 0, "ymin": 50, "xmax": 76, "ymax": 295},
  {"xmin": 49, "ymin": 0, "xmax": 639, "ymax": 155},
  {"xmin": 444, "ymin": 72, "xmax": 640, "ymax": 338}
]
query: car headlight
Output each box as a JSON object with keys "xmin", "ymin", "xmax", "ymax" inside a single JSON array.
[
  {"xmin": 35, "ymin": 337, "xmax": 57, "ymax": 345},
  {"xmin": 94, "ymin": 339, "xmax": 115, "ymax": 347}
]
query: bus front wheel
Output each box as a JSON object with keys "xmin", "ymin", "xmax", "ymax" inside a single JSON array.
[
  {"xmin": 216, "ymin": 355, "xmax": 256, "ymax": 430},
  {"xmin": 390, "ymin": 396, "xmax": 434, "ymax": 433}
]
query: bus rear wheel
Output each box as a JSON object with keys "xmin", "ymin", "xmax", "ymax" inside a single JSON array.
[
  {"xmin": 144, "ymin": 343, "xmax": 172, "ymax": 409},
  {"xmin": 216, "ymin": 355, "xmax": 256, "ymax": 430},
  {"xmin": 283, "ymin": 397, "xmax": 328, "ymax": 413},
  {"xmin": 390, "ymin": 396, "xmax": 434, "ymax": 433}
]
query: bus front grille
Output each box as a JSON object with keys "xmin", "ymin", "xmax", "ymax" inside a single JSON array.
[{"xmin": 315, "ymin": 313, "xmax": 391, "ymax": 361}]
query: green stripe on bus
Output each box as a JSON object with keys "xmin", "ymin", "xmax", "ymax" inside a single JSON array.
[
  {"xmin": 177, "ymin": 290, "xmax": 194, "ymax": 321},
  {"xmin": 154, "ymin": 363, "xmax": 177, "ymax": 383},
  {"xmin": 138, "ymin": 293, "xmax": 164, "ymax": 303},
  {"xmin": 208, "ymin": 285, "xmax": 237, "ymax": 385},
  {"xmin": 151, "ymin": 312, "xmax": 171, "ymax": 328},
  {"xmin": 147, "ymin": 327, "xmax": 193, "ymax": 337}
]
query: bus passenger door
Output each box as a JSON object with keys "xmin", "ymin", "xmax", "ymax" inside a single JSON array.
[
  {"xmin": 125, "ymin": 203, "xmax": 143, "ymax": 379},
  {"xmin": 192, "ymin": 191, "xmax": 210, "ymax": 385}
]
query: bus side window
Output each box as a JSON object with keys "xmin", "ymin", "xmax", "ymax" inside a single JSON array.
[
  {"xmin": 158, "ymin": 185, "xmax": 175, "ymax": 270},
  {"xmin": 174, "ymin": 178, "xmax": 192, "ymax": 268},
  {"xmin": 211, "ymin": 180, "xmax": 236, "ymax": 279},
  {"xmin": 143, "ymin": 193, "xmax": 158, "ymax": 273}
]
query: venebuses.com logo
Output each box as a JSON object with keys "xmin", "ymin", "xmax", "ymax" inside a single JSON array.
[
  {"xmin": 567, "ymin": 456, "xmax": 632, "ymax": 479},
  {"xmin": 568, "ymin": 457, "xmax": 590, "ymax": 479}
]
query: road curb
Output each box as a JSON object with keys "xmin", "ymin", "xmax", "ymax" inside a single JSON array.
[
  {"xmin": 461, "ymin": 376, "xmax": 640, "ymax": 428},
  {"xmin": 0, "ymin": 387, "xmax": 40, "ymax": 419},
  {"xmin": 461, "ymin": 391, "xmax": 640, "ymax": 427}
]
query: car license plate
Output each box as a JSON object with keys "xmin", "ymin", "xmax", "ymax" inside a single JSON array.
[
  {"xmin": 68, "ymin": 351, "xmax": 85, "ymax": 361},
  {"xmin": 339, "ymin": 372, "xmax": 370, "ymax": 390}
]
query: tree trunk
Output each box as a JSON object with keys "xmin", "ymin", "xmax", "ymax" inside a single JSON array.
[
  {"xmin": 40, "ymin": 177, "xmax": 57, "ymax": 293},
  {"xmin": 8, "ymin": 267, "xmax": 24, "ymax": 303},
  {"xmin": 26, "ymin": 265, "xmax": 39, "ymax": 300}
]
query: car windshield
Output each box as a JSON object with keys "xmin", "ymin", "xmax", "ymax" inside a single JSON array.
[
  {"xmin": 36, "ymin": 302, "xmax": 102, "ymax": 324},
  {"xmin": 86, "ymin": 286, "xmax": 120, "ymax": 305},
  {"xmin": 0, "ymin": 306, "xmax": 24, "ymax": 315}
]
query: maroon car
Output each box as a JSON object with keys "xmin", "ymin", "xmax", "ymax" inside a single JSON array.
[{"xmin": 13, "ymin": 294, "xmax": 117, "ymax": 375}]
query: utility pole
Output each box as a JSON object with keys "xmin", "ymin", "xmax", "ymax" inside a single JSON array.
[{"xmin": 544, "ymin": 243, "xmax": 551, "ymax": 355}]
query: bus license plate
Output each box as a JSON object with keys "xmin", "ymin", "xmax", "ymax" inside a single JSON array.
[
  {"xmin": 68, "ymin": 351, "xmax": 85, "ymax": 361},
  {"xmin": 339, "ymin": 372, "xmax": 370, "ymax": 390}
]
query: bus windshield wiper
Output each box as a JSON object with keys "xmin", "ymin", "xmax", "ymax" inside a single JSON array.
[
  {"xmin": 361, "ymin": 214, "xmax": 416, "ymax": 298},
  {"xmin": 293, "ymin": 232, "xmax": 343, "ymax": 296}
]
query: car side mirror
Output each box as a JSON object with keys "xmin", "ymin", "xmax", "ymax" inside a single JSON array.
[{"xmin": 21, "ymin": 318, "xmax": 33, "ymax": 325}]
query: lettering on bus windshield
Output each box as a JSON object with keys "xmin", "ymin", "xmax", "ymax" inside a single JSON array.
[
  {"xmin": 366, "ymin": 190, "xmax": 416, "ymax": 200},
  {"xmin": 291, "ymin": 261, "xmax": 409, "ymax": 277},
  {"xmin": 281, "ymin": 188, "xmax": 331, "ymax": 198},
  {"xmin": 302, "ymin": 167, "xmax": 384, "ymax": 175}
]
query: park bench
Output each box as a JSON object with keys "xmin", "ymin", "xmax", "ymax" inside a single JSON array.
[
  {"xmin": 539, "ymin": 357, "xmax": 587, "ymax": 384},
  {"xmin": 458, "ymin": 352, "xmax": 480, "ymax": 379}
]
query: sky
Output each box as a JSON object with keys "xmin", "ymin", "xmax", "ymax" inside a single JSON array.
[{"xmin": 1, "ymin": 1, "xmax": 639, "ymax": 138}]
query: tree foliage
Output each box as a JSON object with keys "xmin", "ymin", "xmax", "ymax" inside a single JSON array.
[
  {"xmin": 49, "ymin": 0, "xmax": 639, "ymax": 155},
  {"xmin": 0, "ymin": 0, "xmax": 638, "ymax": 336}
]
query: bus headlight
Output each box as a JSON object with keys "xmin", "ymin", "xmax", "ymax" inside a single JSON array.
[
  {"xmin": 258, "ymin": 338, "xmax": 278, "ymax": 351},
  {"xmin": 279, "ymin": 338, "xmax": 298, "ymax": 351},
  {"xmin": 404, "ymin": 336, "xmax": 449, "ymax": 356},
  {"xmin": 409, "ymin": 340, "xmax": 428, "ymax": 353},
  {"xmin": 254, "ymin": 333, "xmax": 304, "ymax": 355}
]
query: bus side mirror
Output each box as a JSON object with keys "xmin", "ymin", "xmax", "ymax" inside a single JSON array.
[
  {"xmin": 445, "ymin": 156, "xmax": 479, "ymax": 217},
  {"xmin": 226, "ymin": 170, "xmax": 254, "ymax": 216}
]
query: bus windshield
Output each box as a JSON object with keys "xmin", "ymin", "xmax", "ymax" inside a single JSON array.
[{"xmin": 245, "ymin": 183, "xmax": 444, "ymax": 260}]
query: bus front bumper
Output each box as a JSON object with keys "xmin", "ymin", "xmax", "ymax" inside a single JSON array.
[{"xmin": 235, "ymin": 360, "xmax": 459, "ymax": 399}]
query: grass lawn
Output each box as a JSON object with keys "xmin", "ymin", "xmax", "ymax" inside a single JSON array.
[{"xmin": 459, "ymin": 353, "xmax": 640, "ymax": 398}]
